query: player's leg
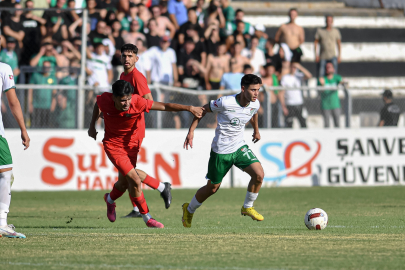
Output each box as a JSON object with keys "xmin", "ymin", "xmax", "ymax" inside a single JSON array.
[
  {"xmin": 126, "ymin": 169, "xmax": 164, "ymax": 228},
  {"xmin": 103, "ymin": 145, "xmax": 131, "ymax": 222},
  {"xmin": 182, "ymin": 150, "xmax": 232, "ymax": 228},
  {"xmin": 104, "ymin": 171, "xmax": 128, "ymax": 222},
  {"xmin": 235, "ymin": 146, "xmax": 264, "ymax": 221},
  {"xmin": 121, "ymin": 169, "xmax": 172, "ymax": 218},
  {"xmin": 0, "ymin": 137, "xmax": 25, "ymax": 238}
]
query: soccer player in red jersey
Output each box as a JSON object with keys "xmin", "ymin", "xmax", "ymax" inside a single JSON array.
[
  {"xmin": 119, "ymin": 43, "xmax": 169, "ymax": 218},
  {"xmin": 88, "ymin": 80, "xmax": 203, "ymax": 228}
]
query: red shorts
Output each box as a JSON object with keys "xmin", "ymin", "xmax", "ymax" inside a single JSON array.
[{"xmin": 104, "ymin": 142, "xmax": 140, "ymax": 176}]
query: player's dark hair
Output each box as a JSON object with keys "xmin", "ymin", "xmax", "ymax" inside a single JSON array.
[
  {"xmin": 235, "ymin": 8, "xmax": 243, "ymax": 15},
  {"xmin": 241, "ymin": 74, "xmax": 262, "ymax": 89},
  {"xmin": 121, "ymin": 43, "xmax": 138, "ymax": 54},
  {"xmin": 112, "ymin": 80, "xmax": 133, "ymax": 97}
]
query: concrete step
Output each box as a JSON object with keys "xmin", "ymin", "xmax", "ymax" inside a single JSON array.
[{"xmin": 229, "ymin": 1, "xmax": 404, "ymax": 17}]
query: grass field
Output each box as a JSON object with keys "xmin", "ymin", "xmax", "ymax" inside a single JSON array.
[{"xmin": 1, "ymin": 186, "xmax": 405, "ymax": 270}]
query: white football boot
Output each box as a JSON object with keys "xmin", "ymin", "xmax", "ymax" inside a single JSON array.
[{"xmin": 0, "ymin": 224, "xmax": 26, "ymax": 238}]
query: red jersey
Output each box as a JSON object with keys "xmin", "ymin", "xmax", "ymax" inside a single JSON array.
[
  {"xmin": 97, "ymin": 92, "xmax": 153, "ymax": 147},
  {"xmin": 120, "ymin": 68, "xmax": 151, "ymax": 139}
]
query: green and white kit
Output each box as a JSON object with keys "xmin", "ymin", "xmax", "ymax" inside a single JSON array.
[
  {"xmin": 207, "ymin": 94, "xmax": 260, "ymax": 184},
  {"xmin": 0, "ymin": 62, "xmax": 15, "ymax": 168}
]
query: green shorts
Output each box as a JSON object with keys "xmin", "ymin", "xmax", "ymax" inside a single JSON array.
[
  {"xmin": 0, "ymin": 135, "xmax": 13, "ymax": 168},
  {"xmin": 206, "ymin": 145, "xmax": 260, "ymax": 184}
]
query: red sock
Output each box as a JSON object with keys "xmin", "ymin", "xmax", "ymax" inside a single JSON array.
[
  {"xmin": 143, "ymin": 175, "xmax": 160, "ymax": 189},
  {"xmin": 110, "ymin": 185, "xmax": 125, "ymax": 201},
  {"xmin": 130, "ymin": 192, "xmax": 149, "ymax": 214},
  {"xmin": 129, "ymin": 193, "xmax": 137, "ymax": 207}
]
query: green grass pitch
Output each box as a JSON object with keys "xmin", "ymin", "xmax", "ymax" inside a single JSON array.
[{"xmin": 1, "ymin": 186, "xmax": 405, "ymax": 270}]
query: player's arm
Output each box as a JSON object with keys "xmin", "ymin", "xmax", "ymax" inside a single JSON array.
[
  {"xmin": 184, "ymin": 103, "xmax": 211, "ymax": 150},
  {"xmin": 150, "ymin": 101, "xmax": 203, "ymax": 119},
  {"xmin": 249, "ymin": 113, "xmax": 260, "ymax": 143},
  {"xmin": 6, "ymin": 89, "xmax": 30, "ymax": 150},
  {"xmin": 88, "ymin": 102, "xmax": 101, "ymax": 140},
  {"xmin": 143, "ymin": 93, "xmax": 153, "ymax": 100}
]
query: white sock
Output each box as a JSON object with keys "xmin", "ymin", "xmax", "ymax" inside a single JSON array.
[
  {"xmin": 107, "ymin": 194, "xmax": 114, "ymax": 204},
  {"xmin": 0, "ymin": 170, "xmax": 13, "ymax": 227},
  {"xmin": 142, "ymin": 213, "xmax": 152, "ymax": 223},
  {"xmin": 133, "ymin": 206, "xmax": 139, "ymax": 212},
  {"xmin": 243, "ymin": 191, "xmax": 259, "ymax": 209},
  {"xmin": 187, "ymin": 195, "xmax": 202, "ymax": 214},
  {"xmin": 157, "ymin": 182, "xmax": 165, "ymax": 193}
]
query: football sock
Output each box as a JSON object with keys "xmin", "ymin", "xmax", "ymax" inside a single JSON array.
[
  {"xmin": 129, "ymin": 193, "xmax": 137, "ymax": 208},
  {"xmin": 243, "ymin": 191, "xmax": 258, "ymax": 209},
  {"xmin": 187, "ymin": 195, "xmax": 202, "ymax": 214},
  {"xmin": 157, "ymin": 182, "xmax": 165, "ymax": 193},
  {"xmin": 107, "ymin": 194, "xmax": 114, "ymax": 204},
  {"xmin": 109, "ymin": 185, "xmax": 125, "ymax": 202},
  {"xmin": 142, "ymin": 175, "xmax": 160, "ymax": 189},
  {"xmin": 0, "ymin": 171, "xmax": 13, "ymax": 227},
  {"xmin": 130, "ymin": 192, "xmax": 149, "ymax": 215},
  {"xmin": 141, "ymin": 213, "xmax": 152, "ymax": 223}
]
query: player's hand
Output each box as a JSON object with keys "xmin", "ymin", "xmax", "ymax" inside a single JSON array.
[
  {"xmin": 189, "ymin": 106, "xmax": 204, "ymax": 118},
  {"xmin": 315, "ymin": 56, "xmax": 320, "ymax": 63},
  {"xmin": 184, "ymin": 132, "xmax": 194, "ymax": 150},
  {"xmin": 88, "ymin": 127, "xmax": 98, "ymax": 140},
  {"xmin": 337, "ymin": 56, "xmax": 341, "ymax": 63},
  {"xmin": 252, "ymin": 131, "xmax": 261, "ymax": 143},
  {"xmin": 21, "ymin": 130, "xmax": 30, "ymax": 150}
]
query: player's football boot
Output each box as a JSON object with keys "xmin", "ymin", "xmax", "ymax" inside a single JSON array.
[
  {"xmin": 182, "ymin": 203, "xmax": 194, "ymax": 228},
  {"xmin": 146, "ymin": 218, "xmax": 164, "ymax": 228},
  {"xmin": 121, "ymin": 210, "xmax": 142, "ymax": 218},
  {"xmin": 0, "ymin": 224, "xmax": 26, "ymax": 238},
  {"xmin": 241, "ymin": 206, "xmax": 264, "ymax": 221},
  {"xmin": 160, "ymin": 182, "xmax": 172, "ymax": 209},
  {"xmin": 104, "ymin": 193, "xmax": 116, "ymax": 222}
]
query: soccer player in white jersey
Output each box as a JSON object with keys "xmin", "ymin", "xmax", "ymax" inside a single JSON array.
[
  {"xmin": 0, "ymin": 60, "xmax": 30, "ymax": 238},
  {"xmin": 182, "ymin": 74, "xmax": 264, "ymax": 227}
]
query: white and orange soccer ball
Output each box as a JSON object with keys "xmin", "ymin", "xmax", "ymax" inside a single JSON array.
[{"xmin": 304, "ymin": 208, "xmax": 328, "ymax": 230}]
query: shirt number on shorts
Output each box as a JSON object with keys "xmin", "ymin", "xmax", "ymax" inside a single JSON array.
[{"xmin": 243, "ymin": 150, "xmax": 257, "ymax": 161}]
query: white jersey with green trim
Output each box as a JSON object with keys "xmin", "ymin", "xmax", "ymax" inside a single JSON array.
[
  {"xmin": 0, "ymin": 62, "xmax": 15, "ymax": 137},
  {"xmin": 209, "ymin": 94, "xmax": 260, "ymax": 154}
]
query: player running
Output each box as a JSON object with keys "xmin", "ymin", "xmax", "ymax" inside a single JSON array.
[
  {"xmin": 182, "ymin": 74, "xmax": 264, "ymax": 228},
  {"xmin": 88, "ymin": 80, "xmax": 203, "ymax": 228},
  {"xmin": 119, "ymin": 44, "xmax": 171, "ymax": 218},
  {"xmin": 0, "ymin": 61, "xmax": 30, "ymax": 238}
]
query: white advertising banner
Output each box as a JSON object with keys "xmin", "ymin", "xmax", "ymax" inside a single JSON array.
[{"xmin": 5, "ymin": 128, "xmax": 405, "ymax": 191}]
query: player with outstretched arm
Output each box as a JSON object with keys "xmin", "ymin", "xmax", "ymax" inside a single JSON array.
[
  {"xmin": 0, "ymin": 61, "xmax": 30, "ymax": 238},
  {"xmin": 182, "ymin": 74, "xmax": 264, "ymax": 228},
  {"xmin": 119, "ymin": 44, "xmax": 173, "ymax": 218},
  {"xmin": 88, "ymin": 80, "xmax": 203, "ymax": 228}
]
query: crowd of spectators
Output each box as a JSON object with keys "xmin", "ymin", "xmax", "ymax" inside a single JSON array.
[{"xmin": 3, "ymin": 0, "xmax": 389, "ymax": 129}]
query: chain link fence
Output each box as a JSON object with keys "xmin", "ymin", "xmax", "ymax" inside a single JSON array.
[{"xmin": 6, "ymin": 81, "xmax": 405, "ymax": 130}]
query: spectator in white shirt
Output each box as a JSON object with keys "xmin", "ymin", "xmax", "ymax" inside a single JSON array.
[
  {"xmin": 241, "ymin": 35, "xmax": 265, "ymax": 75},
  {"xmin": 145, "ymin": 35, "xmax": 179, "ymax": 86},
  {"xmin": 279, "ymin": 61, "xmax": 312, "ymax": 128}
]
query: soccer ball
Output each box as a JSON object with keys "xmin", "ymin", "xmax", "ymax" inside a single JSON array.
[{"xmin": 304, "ymin": 208, "xmax": 328, "ymax": 230}]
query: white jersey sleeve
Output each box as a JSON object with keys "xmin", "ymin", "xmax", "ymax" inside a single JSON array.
[
  {"xmin": 2, "ymin": 64, "xmax": 15, "ymax": 92},
  {"xmin": 209, "ymin": 97, "xmax": 225, "ymax": 113}
]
